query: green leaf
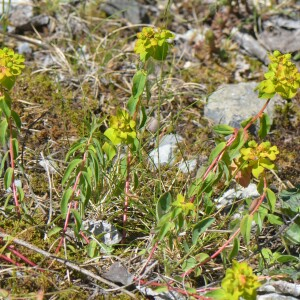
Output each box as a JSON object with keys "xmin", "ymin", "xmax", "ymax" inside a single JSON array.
[
  {"xmin": 153, "ymin": 286, "xmax": 168, "ymax": 293},
  {"xmin": 285, "ymin": 223, "xmax": 300, "ymax": 244},
  {"xmin": 0, "ymin": 118, "xmax": 8, "ymax": 145},
  {"xmin": 274, "ymin": 254, "xmax": 299, "ymax": 263},
  {"xmin": 87, "ymin": 240, "xmax": 98, "ymax": 258},
  {"xmin": 213, "ymin": 124, "xmax": 235, "ymax": 136},
  {"xmin": 11, "ymin": 110, "xmax": 21, "ymax": 130},
  {"xmin": 133, "ymin": 172, "xmax": 139, "ymax": 190},
  {"xmin": 62, "ymin": 158, "xmax": 83, "ymax": 186},
  {"xmin": 60, "ymin": 187, "xmax": 73, "ymax": 218},
  {"xmin": 1, "ymin": 76, "xmax": 15, "ymax": 90},
  {"xmin": 48, "ymin": 226, "xmax": 62, "ymax": 238},
  {"xmin": 208, "ymin": 142, "xmax": 226, "ymax": 164},
  {"xmin": 156, "ymin": 192, "xmax": 172, "ymax": 221},
  {"xmin": 71, "ymin": 209, "xmax": 82, "ymax": 232},
  {"xmin": 258, "ymin": 113, "xmax": 271, "ymax": 139},
  {"xmin": 280, "ymin": 185, "xmax": 300, "ymax": 214},
  {"xmin": 205, "ymin": 289, "xmax": 226, "ymax": 299},
  {"xmin": 158, "ymin": 222, "xmax": 174, "ymax": 241},
  {"xmin": 240, "ymin": 116, "xmax": 253, "ymax": 128},
  {"xmin": 253, "ymin": 211, "xmax": 265, "ymax": 233},
  {"xmin": 0, "ymin": 150, "xmax": 9, "ymax": 176},
  {"xmin": 267, "ymin": 214, "xmax": 283, "ymax": 225},
  {"xmin": 0, "ymin": 92, "xmax": 12, "ymax": 118},
  {"xmin": 196, "ymin": 252, "xmax": 210, "ymax": 264},
  {"xmin": 4, "ymin": 167, "xmax": 14, "ymax": 190},
  {"xmin": 229, "ymin": 237, "xmax": 240, "ymax": 261},
  {"xmin": 240, "ymin": 214, "xmax": 253, "ymax": 245},
  {"xmin": 11, "ymin": 138, "xmax": 18, "ymax": 158},
  {"xmin": 102, "ymin": 141, "xmax": 116, "ymax": 161},
  {"xmin": 17, "ymin": 186, "xmax": 24, "ymax": 202},
  {"xmin": 65, "ymin": 140, "xmax": 85, "ymax": 161},
  {"xmin": 228, "ymin": 129, "xmax": 247, "ymax": 160},
  {"xmin": 192, "ymin": 217, "xmax": 215, "ymax": 245},
  {"xmin": 266, "ymin": 188, "xmax": 276, "ymax": 213},
  {"xmin": 182, "ymin": 257, "xmax": 197, "ymax": 271},
  {"xmin": 104, "ymin": 127, "xmax": 121, "ymax": 145},
  {"xmin": 139, "ymin": 104, "xmax": 148, "ymax": 129},
  {"xmin": 127, "ymin": 70, "xmax": 147, "ymax": 116}
]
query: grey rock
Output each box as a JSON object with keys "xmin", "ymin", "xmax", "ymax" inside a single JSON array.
[
  {"xmin": 0, "ymin": 0, "xmax": 32, "ymax": 15},
  {"xmin": 204, "ymin": 82, "xmax": 280, "ymax": 133},
  {"xmin": 178, "ymin": 159, "xmax": 198, "ymax": 174},
  {"xmin": 258, "ymin": 16, "xmax": 300, "ymax": 53},
  {"xmin": 231, "ymin": 28, "xmax": 269, "ymax": 64},
  {"xmin": 100, "ymin": 0, "xmax": 150, "ymax": 24},
  {"xmin": 215, "ymin": 183, "xmax": 259, "ymax": 209},
  {"xmin": 17, "ymin": 42, "xmax": 32, "ymax": 55},
  {"xmin": 257, "ymin": 295, "xmax": 299, "ymax": 300},
  {"xmin": 257, "ymin": 280, "xmax": 300, "ymax": 299},
  {"xmin": 14, "ymin": 14, "xmax": 50, "ymax": 33},
  {"xmin": 136, "ymin": 285, "xmax": 187, "ymax": 300},
  {"xmin": 9, "ymin": 1, "xmax": 33, "ymax": 30},
  {"xmin": 149, "ymin": 134, "xmax": 184, "ymax": 167},
  {"xmin": 103, "ymin": 262, "xmax": 134, "ymax": 285},
  {"xmin": 84, "ymin": 220, "xmax": 122, "ymax": 246}
]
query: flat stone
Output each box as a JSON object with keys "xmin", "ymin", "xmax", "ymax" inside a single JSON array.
[
  {"xmin": 178, "ymin": 159, "xmax": 198, "ymax": 174},
  {"xmin": 100, "ymin": 0, "xmax": 150, "ymax": 24},
  {"xmin": 84, "ymin": 220, "xmax": 121, "ymax": 246},
  {"xmin": 215, "ymin": 183, "xmax": 259, "ymax": 209},
  {"xmin": 149, "ymin": 134, "xmax": 184, "ymax": 167},
  {"xmin": 9, "ymin": 1, "xmax": 33, "ymax": 29},
  {"xmin": 204, "ymin": 82, "xmax": 281, "ymax": 134}
]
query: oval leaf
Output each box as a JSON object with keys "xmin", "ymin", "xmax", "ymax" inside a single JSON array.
[
  {"xmin": 266, "ymin": 188, "xmax": 276, "ymax": 213},
  {"xmin": 192, "ymin": 217, "xmax": 215, "ymax": 245},
  {"xmin": 61, "ymin": 187, "xmax": 73, "ymax": 218},
  {"xmin": 156, "ymin": 192, "xmax": 172, "ymax": 221},
  {"xmin": 48, "ymin": 226, "xmax": 62, "ymax": 238},
  {"xmin": 208, "ymin": 142, "xmax": 226, "ymax": 164},
  {"xmin": 240, "ymin": 214, "xmax": 253, "ymax": 245},
  {"xmin": 62, "ymin": 158, "xmax": 82, "ymax": 186},
  {"xmin": 213, "ymin": 124, "xmax": 235, "ymax": 136},
  {"xmin": 4, "ymin": 167, "xmax": 14, "ymax": 190},
  {"xmin": 127, "ymin": 70, "xmax": 147, "ymax": 115}
]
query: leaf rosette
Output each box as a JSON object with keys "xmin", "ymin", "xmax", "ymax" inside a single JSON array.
[
  {"xmin": 240, "ymin": 140, "xmax": 279, "ymax": 178},
  {"xmin": 0, "ymin": 47, "xmax": 25, "ymax": 80},
  {"xmin": 256, "ymin": 50, "xmax": 300, "ymax": 99},
  {"xmin": 134, "ymin": 27, "xmax": 175, "ymax": 62},
  {"xmin": 104, "ymin": 109, "xmax": 136, "ymax": 145}
]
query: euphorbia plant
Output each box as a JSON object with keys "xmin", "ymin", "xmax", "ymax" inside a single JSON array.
[{"xmin": 0, "ymin": 48, "xmax": 25, "ymax": 213}]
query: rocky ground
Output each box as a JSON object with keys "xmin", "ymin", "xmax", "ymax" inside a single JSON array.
[{"xmin": 0, "ymin": 0, "xmax": 300, "ymax": 299}]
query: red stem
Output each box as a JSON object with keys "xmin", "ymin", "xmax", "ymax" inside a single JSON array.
[
  {"xmin": 55, "ymin": 136, "xmax": 93, "ymax": 254},
  {"xmin": 122, "ymin": 149, "xmax": 131, "ymax": 243},
  {"xmin": 182, "ymin": 176, "xmax": 268, "ymax": 278},
  {"xmin": 0, "ymin": 253, "xmax": 21, "ymax": 266},
  {"xmin": 7, "ymin": 245, "xmax": 42, "ymax": 270},
  {"xmin": 8, "ymin": 118, "xmax": 20, "ymax": 214}
]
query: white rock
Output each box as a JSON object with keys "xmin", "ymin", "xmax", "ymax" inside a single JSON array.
[
  {"xmin": 178, "ymin": 159, "xmax": 197, "ymax": 174},
  {"xmin": 149, "ymin": 134, "xmax": 184, "ymax": 167},
  {"xmin": 215, "ymin": 183, "xmax": 259, "ymax": 209}
]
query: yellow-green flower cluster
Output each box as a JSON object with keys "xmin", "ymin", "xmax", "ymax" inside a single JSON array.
[
  {"xmin": 220, "ymin": 260, "xmax": 261, "ymax": 300},
  {"xmin": 256, "ymin": 50, "xmax": 300, "ymax": 99},
  {"xmin": 172, "ymin": 194, "xmax": 195, "ymax": 214},
  {"xmin": 240, "ymin": 140, "xmax": 279, "ymax": 179},
  {"xmin": 104, "ymin": 109, "xmax": 136, "ymax": 145},
  {"xmin": 134, "ymin": 27, "xmax": 175, "ymax": 62},
  {"xmin": 0, "ymin": 47, "xmax": 25, "ymax": 80}
]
